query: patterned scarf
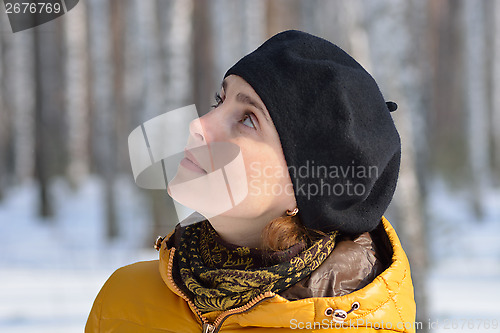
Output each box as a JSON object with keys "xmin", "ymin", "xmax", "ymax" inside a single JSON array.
[{"xmin": 176, "ymin": 221, "xmax": 338, "ymax": 313}]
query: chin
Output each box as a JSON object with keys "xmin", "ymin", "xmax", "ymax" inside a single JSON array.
[
  {"xmin": 168, "ymin": 145, "xmax": 250, "ymax": 218},
  {"xmin": 168, "ymin": 175, "xmax": 249, "ymax": 219}
]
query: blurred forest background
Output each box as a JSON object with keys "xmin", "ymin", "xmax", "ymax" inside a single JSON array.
[{"xmin": 1, "ymin": 0, "xmax": 500, "ymax": 332}]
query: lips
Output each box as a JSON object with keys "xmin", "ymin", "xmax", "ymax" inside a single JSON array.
[{"xmin": 181, "ymin": 149, "xmax": 207, "ymax": 174}]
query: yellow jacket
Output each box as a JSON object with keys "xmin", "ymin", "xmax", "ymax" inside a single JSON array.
[{"xmin": 86, "ymin": 217, "xmax": 416, "ymax": 332}]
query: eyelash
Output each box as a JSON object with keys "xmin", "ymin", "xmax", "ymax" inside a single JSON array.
[
  {"xmin": 211, "ymin": 92, "xmax": 257, "ymax": 130},
  {"xmin": 211, "ymin": 92, "xmax": 223, "ymax": 108}
]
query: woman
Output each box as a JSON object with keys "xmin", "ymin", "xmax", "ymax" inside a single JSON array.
[{"xmin": 86, "ymin": 30, "xmax": 416, "ymax": 333}]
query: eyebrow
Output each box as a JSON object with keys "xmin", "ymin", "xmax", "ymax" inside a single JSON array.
[{"xmin": 221, "ymin": 80, "xmax": 270, "ymax": 122}]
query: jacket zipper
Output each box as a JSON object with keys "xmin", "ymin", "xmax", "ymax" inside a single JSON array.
[
  {"xmin": 166, "ymin": 247, "xmax": 276, "ymax": 333},
  {"xmin": 209, "ymin": 291, "xmax": 275, "ymax": 333},
  {"xmin": 166, "ymin": 248, "xmax": 209, "ymax": 326}
]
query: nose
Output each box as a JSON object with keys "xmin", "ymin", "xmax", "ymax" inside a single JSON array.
[
  {"xmin": 188, "ymin": 117, "xmax": 205, "ymax": 144},
  {"xmin": 189, "ymin": 109, "xmax": 224, "ymax": 145}
]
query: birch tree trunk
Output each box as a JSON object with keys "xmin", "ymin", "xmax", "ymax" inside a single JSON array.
[
  {"xmin": 363, "ymin": 0, "xmax": 428, "ymax": 328},
  {"xmin": 462, "ymin": 0, "xmax": 490, "ymax": 217},
  {"xmin": 134, "ymin": 0, "xmax": 162, "ymax": 121},
  {"xmin": 241, "ymin": 0, "xmax": 266, "ymax": 55},
  {"xmin": 162, "ymin": 0, "xmax": 193, "ymax": 109},
  {"xmin": 211, "ymin": 0, "xmax": 266, "ymax": 84},
  {"xmin": 34, "ymin": 19, "xmax": 63, "ymax": 219},
  {"xmin": 193, "ymin": 0, "xmax": 215, "ymax": 115},
  {"xmin": 88, "ymin": 0, "xmax": 118, "ymax": 238},
  {"xmin": 6, "ymin": 22, "xmax": 35, "ymax": 184},
  {"xmin": 133, "ymin": 0, "xmax": 170, "ymax": 242},
  {"xmin": 341, "ymin": 0, "xmax": 372, "ymax": 73},
  {"xmin": 64, "ymin": 1, "xmax": 89, "ymax": 189},
  {"xmin": 266, "ymin": 0, "xmax": 300, "ymax": 37},
  {"xmin": 427, "ymin": 0, "xmax": 465, "ymax": 186},
  {"xmin": 111, "ymin": 0, "xmax": 127, "ymax": 174},
  {"xmin": 148, "ymin": 0, "xmax": 194, "ymax": 239},
  {"xmin": 123, "ymin": 0, "xmax": 144, "ymax": 134},
  {"xmin": 492, "ymin": 0, "xmax": 500, "ymax": 182},
  {"xmin": 300, "ymin": 0, "xmax": 320, "ymax": 35},
  {"xmin": 211, "ymin": 0, "xmax": 233, "ymax": 81},
  {"xmin": 0, "ymin": 22, "xmax": 9, "ymax": 200}
]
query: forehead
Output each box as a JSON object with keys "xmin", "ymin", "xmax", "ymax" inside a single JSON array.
[
  {"xmin": 222, "ymin": 75, "xmax": 271, "ymax": 120},
  {"xmin": 222, "ymin": 75, "xmax": 255, "ymax": 94}
]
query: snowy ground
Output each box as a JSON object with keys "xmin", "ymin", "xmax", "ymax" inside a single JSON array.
[
  {"xmin": 425, "ymin": 180, "xmax": 500, "ymax": 332},
  {"xmin": 0, "ymin": 177, "xmax": 499, "ymax": 332},
  {"xmin": 0, "ymin": 177, "xmax": 158, "ymax": 333}
]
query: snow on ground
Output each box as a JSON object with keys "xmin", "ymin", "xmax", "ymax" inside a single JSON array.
[
  {"xmin": 0, "ymin": 177, "xmax": 159, "ymax": 333},
  {"xmin": 426, "ymin": 179, "xmax": 500, "ymax": 332},
  {"xmin": 0, "ymin": 176, "xmax": 499, "ymax": 332}
]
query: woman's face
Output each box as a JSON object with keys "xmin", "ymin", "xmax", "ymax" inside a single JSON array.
[{"xmin": 168, "ymin": 75, "xmax": 296, "ymax": 223}]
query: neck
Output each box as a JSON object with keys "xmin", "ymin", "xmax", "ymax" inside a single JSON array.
[{"xmin": 206, "ymin": 214, "xmax": 272, "ymax": 248}]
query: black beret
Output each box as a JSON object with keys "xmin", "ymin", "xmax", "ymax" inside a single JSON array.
[{"xmin": 224, "ymin": 30, "xmax": 401, "ymax": 234}]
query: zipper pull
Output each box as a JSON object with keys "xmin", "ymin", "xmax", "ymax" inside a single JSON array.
[{"xmin": 202, "ymin": 323, "xmax": 215, "ymax": 333}]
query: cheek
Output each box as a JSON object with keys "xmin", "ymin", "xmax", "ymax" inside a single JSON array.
[{"xmin": 244, "ymin": 146, "xmax": 288, "ymax": 188}]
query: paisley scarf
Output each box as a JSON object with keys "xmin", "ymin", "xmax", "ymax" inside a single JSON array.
[{"xmin": 176, "ymin": 221, "xmax": 338, "ymax": 313}]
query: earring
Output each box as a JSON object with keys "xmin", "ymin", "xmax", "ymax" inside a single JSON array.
[{"xmin": 286, "ymin": 207, "xmax": 299, "ymax": 216}]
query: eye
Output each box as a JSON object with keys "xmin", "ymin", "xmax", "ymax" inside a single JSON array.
[
  {"xmin": 211, "ymin": 92, "xmax": 223, "ymax": 108},
  {"xmin": 241, "ymin": 113, "xmax": 256, "ymax": 129}
]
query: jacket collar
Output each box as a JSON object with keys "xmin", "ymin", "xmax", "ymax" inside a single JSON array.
[{"xmin": 158, "ymin": 217, "xmax": 415, "ymax": 331}]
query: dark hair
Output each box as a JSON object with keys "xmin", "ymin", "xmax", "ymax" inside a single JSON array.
[{"xmin": 260, "ymin": 213, "xmax": 326, "ymax": 251}]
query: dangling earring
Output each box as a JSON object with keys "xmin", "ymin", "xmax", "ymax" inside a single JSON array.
[{"xmin": 286, "ymin": 207, "xmax": 299, "ymax": 216}]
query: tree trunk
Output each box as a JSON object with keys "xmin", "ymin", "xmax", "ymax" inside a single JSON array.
[
  {"xmin": 266, "ymin": 0, "xmax": 300, "ymax": 37},
  {"xmin": 363, "ymin": 0, "xmax": 429, "ymax": 328},
  {"xmin": 6, "ymin": 19, "xmax": 35, "ymax": 185},
  {"xmin": 153, "ymin": 0, "xmax": 195, "ymax": 240},
  {"xmin": 131, "ymin": 0, "xmax": 169, "ymax": 242},
  {"xmin": 0, "ymin": 26, "xmax": 8, "ymax": 200},
  {"xmin": 193, "ymin": 0, "xmax": 216, "ymax": 115},
  {"xmin": 34, "ymin": 18, "xmax": 62, "ymax": 219},
  {"xmin": 64, "ymin": 0, "xmax": 90, "ymax": 189},
  {"xmin": 427, "ymin": 0, "xmax": 465, "ymax": 184},
  {"xmin": 492, "ymin": 0, "xmax": 500, "ymax": 182},
  {"xmin": 462, "ymin": 0, "xmax": 490, "ymax": 217},
  {"xmin": 242, "ymin": 0, "xmax": 266, "ymax": 55},
  {"xmin": 211, "ymin": 0, "xmax": 266, "ymax": 96},
  {"xmin": 110, "ymin": 0, "xmax": 126, "ymax": 176},
  {"xmin": 341, "ymin": 0, "xmax": 372, "ymax": 72},
  {"xmin": 87, "ymin": 0, "xmax": 118, "ymax": 238}
]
